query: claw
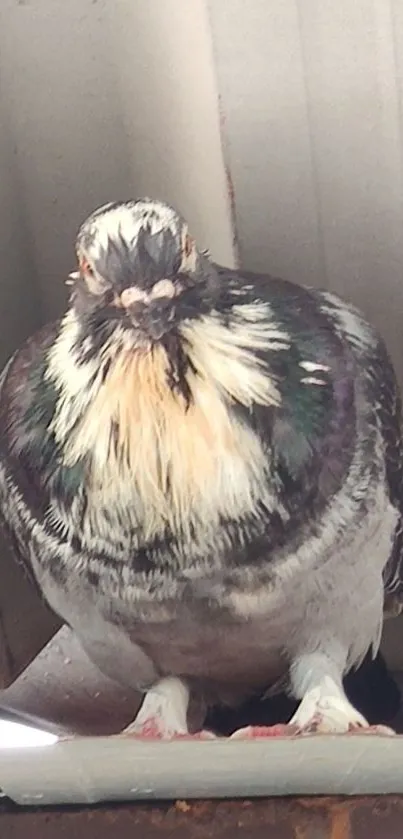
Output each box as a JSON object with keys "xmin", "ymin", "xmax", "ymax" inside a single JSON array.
[
  {"xmin": 230, "ymin": 723, "xmax": 299, "ymax": 740},
  {"xmin": 121, "ymin": 717, "xmax": 216, "ymax": 741}
]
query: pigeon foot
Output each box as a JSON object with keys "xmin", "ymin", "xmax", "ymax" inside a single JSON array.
[
  {"xmin": 289, "ymin": 682, "xmax": 395, "ymax": 735},
  {"xmin": 122, "ymin": 720, "xmax": 215, "ymax": 740},
  {"xmin": 121, "ymin": 676, "xmax": 216, "ymax": 740}
]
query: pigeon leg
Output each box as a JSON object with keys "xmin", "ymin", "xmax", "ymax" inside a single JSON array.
[{"xmin": 122, "ymin": 677, "xmax": 215, "ymax": 740}]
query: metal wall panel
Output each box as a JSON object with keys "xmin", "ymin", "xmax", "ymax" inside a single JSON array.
[
  {"xmin": 0, "ymin": 0, "xmax": 234, "ymax": 325},
  {"xmin": 0, "ymin": 85, "xmax": 40, "ymax": 365},
  {"xmin": 209, "ymin": 0, "xmax": 403, "ymax": 380}
]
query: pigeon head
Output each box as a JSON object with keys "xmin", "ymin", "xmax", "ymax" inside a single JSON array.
[{"xmin": 69, "ymin": 199, "xmax": 218, "ymax": 345}]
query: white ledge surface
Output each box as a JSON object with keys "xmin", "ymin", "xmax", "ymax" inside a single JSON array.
[{"xmin": 2, "ymin": 734, "xmax": 403, "ymax": 806}]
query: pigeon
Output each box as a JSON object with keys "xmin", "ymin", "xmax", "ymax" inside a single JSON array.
[{"xmin": 0, "ymin": 197, "xmax": 402, "ymax": 740}]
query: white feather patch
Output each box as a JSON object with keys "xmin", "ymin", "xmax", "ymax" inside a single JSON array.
[
  {"xmin": 300, "ymin": 377, "xmax": 327, "ymax": 386},
  {"xmin": 81, "ymin": 200, "xmax": 181, "ymax": 261},
  {"xmin": 299, "ymin": 361, "xmax": 330, "ymax": 373},
  {"xmin": 46, "ymin": 306, "xmax": 289, "ymax": 543},
  {"xmin": 319, "ymin": 292, "xmax": 376, "ymax": 353},
  {"xmin": 181, "ymin": 303, "xmax": 290, "ymax": 409}
]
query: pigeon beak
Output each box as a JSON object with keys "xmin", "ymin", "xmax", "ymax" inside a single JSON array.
[
  {"xmin": 143, "ymin": 314, "xmax": 167, "ymax": 341},
  {"xmin": 127, "ymin": 306, "xmax": 167, "ymax": 341}
]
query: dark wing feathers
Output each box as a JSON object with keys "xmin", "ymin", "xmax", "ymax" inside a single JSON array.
[
  {"xmin": 375, "ymin": 340, "xmax": 403, "ymax": 598},
  {"xmin": 0, "ymin": 351, "xmax": 40, "ymax": 590},
  {"xmin": 306, "ymin": 288, "xmax": 403, "ymax": 601},
  {"xmin": 0, "ymin": 324, "xmax": 61, "ymax": 587}
]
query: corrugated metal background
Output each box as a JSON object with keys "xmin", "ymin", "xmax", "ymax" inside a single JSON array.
[
  {"xmin": 0, "ymin": 0, "xmax": 234, "ymax": 357},
  {"xmin": 208, "ymin": 0, "xmax": 403, "ymax": 383}
]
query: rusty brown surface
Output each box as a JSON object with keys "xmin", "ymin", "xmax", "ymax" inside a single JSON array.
[{"xmin": 2, "ymin": 797, "xmax": 403, "ymax": 838}]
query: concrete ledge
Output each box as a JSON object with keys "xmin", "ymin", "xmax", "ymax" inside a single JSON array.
[{"xmin": 2, "ymin": 734, "xmax": 403, "ymax": 806}]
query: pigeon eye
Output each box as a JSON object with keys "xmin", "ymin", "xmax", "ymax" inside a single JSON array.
[
  {"xmin": 82, "ymin": 259, "xmax": 94, "ymax": 277},
  {"xmin": 79, "ymin": 258, "xmax": 109, "ymax": 296},
  {"xmin": 79, "ymin": 257, "xmax": 94, "ymax": 278}
]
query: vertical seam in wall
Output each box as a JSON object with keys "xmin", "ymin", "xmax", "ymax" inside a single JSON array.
[
  {"xmin": 218, "ymin": 96, "xmax": 241, "ymax": 267},
  {"xmin": 204, "ymin": 2, "xmax": 240, "ymax": 268},
  {"xmin": 294, "ymin": 0, "xmax": 329, "ymax": 289}
]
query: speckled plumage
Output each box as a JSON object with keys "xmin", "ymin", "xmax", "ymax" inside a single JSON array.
[{"xmin": 0, "ymin": 198, "xmax": 402, "ymax": 736}]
